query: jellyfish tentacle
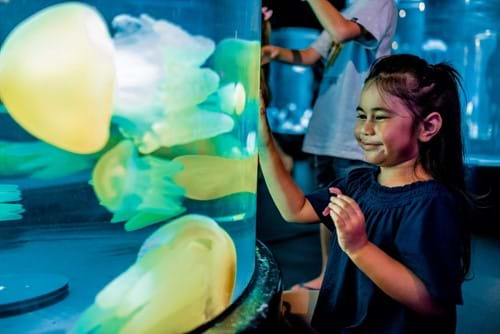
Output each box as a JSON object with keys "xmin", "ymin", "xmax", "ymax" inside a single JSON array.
[
  {"xmin": 0, "ymin": 184, "xmax": 24, "ymax": 221},
  {"xmin": 139, "ymin": 108, "xmax": 235, "ymax": 154},
  {"xmin": 173, "ymin": 154, "xmax": 258, "ymax": 200},
  {"xmin": 92, "ymin": 140, "xmax": 186, "ymax": 231}
]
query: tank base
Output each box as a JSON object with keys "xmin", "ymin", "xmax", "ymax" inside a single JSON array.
[
  {"xmin": 0, "ymin": 273, "xmax": 69, "ymax": 318},
  {"xmin": 192, "ymin": 240, "xmax": 283, "ymax": 333}
]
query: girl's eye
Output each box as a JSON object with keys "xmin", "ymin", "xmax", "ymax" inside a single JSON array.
[
  {"xmin": 356, "ymin": 114, "xmax": 367, "ymax": 120},
  {"xmin": 375, "ymin": 115, "xmax": 389, "ymax": 120}
]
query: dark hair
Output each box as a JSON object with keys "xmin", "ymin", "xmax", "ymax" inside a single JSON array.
[
  {"xmin": 365, "ymin": 54, "xmax": 471, "ymax": 279},
  {"xmin": 260, "ymin": 11, "xmax": 272, "ymax": 106}
]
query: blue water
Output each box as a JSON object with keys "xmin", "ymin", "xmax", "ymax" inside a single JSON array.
[{"xmin": 0, "ymin": 0, "xmax": 261, "ymax": 331}]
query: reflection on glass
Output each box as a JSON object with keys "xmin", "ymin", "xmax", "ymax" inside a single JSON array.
[
  {"xmin": 0, "ymin": 1, "xmax": 259, "ymax": 332},
  {"xmin": 394, "ymin": 0, "xmax": 500, "ymax": 165}
]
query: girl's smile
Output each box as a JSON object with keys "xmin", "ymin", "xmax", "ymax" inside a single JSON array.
[{"xmin": 354, "ymin": 82, "xmax": 419, "ymax": 168}]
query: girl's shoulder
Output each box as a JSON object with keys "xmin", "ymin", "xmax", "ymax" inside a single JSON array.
[{"xmin": 345, "ymin": 167, "xmax": 458, "ymax": 209}]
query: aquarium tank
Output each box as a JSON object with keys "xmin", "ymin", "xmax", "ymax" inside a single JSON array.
[
  {"xmin": 394, "ymin": 0, "xmax": 500, "ymax": 166},
  {"xmin": 0, "ymin": 0, "xmax": 261, "ymax": 332}
]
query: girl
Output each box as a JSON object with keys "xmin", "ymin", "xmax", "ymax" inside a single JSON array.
[{"xmin": 258, "ymin": 54, "xmax": 470, "ymax": 333}]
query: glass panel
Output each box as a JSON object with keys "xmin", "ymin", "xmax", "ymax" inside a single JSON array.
[
  {"xmin": 394, "ymin": 0, "xmax": 500, "ymax": 166},
  {"xmin": 0, "ymin": 0, "xmax": 261, "ymax": 332}
]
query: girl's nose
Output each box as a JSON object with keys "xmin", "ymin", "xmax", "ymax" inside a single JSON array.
[{"xmin": 361, "ymin": 120, "xmax": 375, "ymax": 135}]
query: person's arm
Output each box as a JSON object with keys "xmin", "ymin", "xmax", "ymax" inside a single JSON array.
[
  {"xmin": 261, "ymin": 45, "xmax": 321, "ymax": 66},
  {"xmin": 258, "ymin": 96, "xmax": 319, "ymax": 223},
  {"xmin": 328, "ymin": 189, "xmax": 446, "ymax": 316},
  {"xmin": 304, "ymin": 0, "xmax": 363, "ymax": 44},
  {"xmin": 349, "ymin": 243, "xmax": 445, "ymax": 315}
]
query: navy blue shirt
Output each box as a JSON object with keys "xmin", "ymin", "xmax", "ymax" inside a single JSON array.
[{"xmin": 306, "ymin": 168, "xmax": 464, "ymax": 334}]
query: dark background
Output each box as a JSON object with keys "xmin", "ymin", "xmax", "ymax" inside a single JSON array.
[
  {"xmin": 261, "ymin": 0, "xmax": 500, "ymax": 237},
  {"xmin": 262, "ymin": 0, "xmax": 346, "ymax": 29}
]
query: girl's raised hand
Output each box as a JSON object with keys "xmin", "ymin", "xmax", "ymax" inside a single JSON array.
[{"xmin": 327, "ymin": 187, "xmax": 368, "ymax": 256}]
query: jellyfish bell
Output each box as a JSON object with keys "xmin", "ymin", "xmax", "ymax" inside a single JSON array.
[
  {"xmin": 0, "ymin": 3, "xmax": 115, "ymax": 154},
  {"xmin": 73, "ymin": 214, "xmax": 237, "ymax": 334}
]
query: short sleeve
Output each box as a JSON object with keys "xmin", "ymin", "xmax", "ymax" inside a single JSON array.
[
  {"xmin": 343, "ymin": 0, "xmax": 397, "ymax": 48},
  {"xmin": 310, "ymin": 30, "xmax": 333, "ymax": 59},
  {"xmin": 394, "ymin": 192, "xmax": 464, "ymax": 305},
  {"xmin": 305, "ymin": 177, "xmax": 347, "ymax": 231}
]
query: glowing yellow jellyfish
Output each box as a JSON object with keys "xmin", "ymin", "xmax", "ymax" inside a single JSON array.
[
  {"xmin": 173, "ymin": 154, "xmax": 258, "ymax": 200},
  {"xmin": 153, "ymin": 133, "xmax": 244, "ymax": 160},
  {"xmin": 112, "ymin": 14, "xmax": 231, "ymax": 155},
  {"xmin": 0, "ymin": 184, "xmax": 24, "ymax": 221},
  {"xmin": 211, "ymin": 38, "xmax": 261, "ymax": 102},
  {"xmin": 92, "ymin": 140, "xmax": 185, "ymax": 231},
  {"xmin": 139, "ymin": 108, "xmax": 235, "ymax": 154},
  {"xmin": 0, "ymin": 3, "xmax": 115, "ymax": 154},
  {"xmin": 72, "ymin": 214, "xmax": 236, "ymax": 334}
]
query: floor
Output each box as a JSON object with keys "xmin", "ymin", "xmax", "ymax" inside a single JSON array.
[{"xmin": 256, "ymin": 159, "xmax": 500, "ymax": 334}]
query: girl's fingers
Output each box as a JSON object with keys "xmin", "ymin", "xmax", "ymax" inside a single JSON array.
[
  {"xmin": 329, "ymin": 187, "xmax": 342, "ymax": 195},
  {"xmin": 329, "ymin": 209, "xmax": 343, "ymax": 229},
  {"xmin": 328, "ymin": 202, "xmax": 348, "ymax": 227},
  {"xmin": 322, "ymin": 207, "xmax": 331, "ymax": 216},
  {"xmin": 330, "ymin": 195, "xmax": 357, "ymax": 218},
  {"xmin": 337, "ymin": 195, "xmax": 364, "ymax": 220}
]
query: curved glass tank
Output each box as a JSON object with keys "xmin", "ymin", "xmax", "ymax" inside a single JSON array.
[
  {"xmin": 0, "ymin": 1, "xmax": 261, "ymax": 332},
  {"xmin": 394, "ymin": 0, "xmax": 500, "ymax": 166}
]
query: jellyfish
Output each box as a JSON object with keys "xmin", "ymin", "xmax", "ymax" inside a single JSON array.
[
  {"xmin": 152, "ymin": 133, "xmax": 245, "ymax": 160},
  {"xmin": 201, "ymin": 82, "xmax": 247, "ymax": 116},
  {"xmin": 138, "ymin": 107, "xmax": 235, "ymax": 154},
  {"xmin": 91, "ymin": 140, "xmax": 185, "ymax": 231},
  {"xmin": 0, "ymin": 184, "xmax": 24, "ymax": 221},
  {"xmin": 0, "ymin": 3, "xmax": 115, "ymax": 154},
  {"xmin": 111, "ymin": 14, "xmax": 239, "ymax": 154},
  {"xmin": 72, "ymin": 214, "xmax": 236, "ymax": 334},
  {"xmin": 0, "ymin": 140, "xmax": 98, "ymax": 179},
  {"xmin": 212, "ymin": 38, "xmax": 261, "ymax": 102},
  {"xmin": 162, "ymin": 66, "xmax": 220, "ymax": 112},
  {"xmin": 173, "ymin": 154, "xmax": 258, "ymax": 201}
]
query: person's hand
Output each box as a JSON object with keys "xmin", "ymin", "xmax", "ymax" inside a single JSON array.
[
  {"xmin": 261, "ymin": 45, "xmax": 279, "ymax": 65},
  {"xmin": 262, "ymin": 6, "xmax": 273, "ymax": 21},
  {"xmin": 327, "ymin": 187, "xmax": 368, "ymax": 256}
]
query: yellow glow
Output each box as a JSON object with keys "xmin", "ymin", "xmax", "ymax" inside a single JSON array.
[
  {"xmin": 92, "ymin": 141, "xmax": 185, "ymax": 231},
  {"xmin": 173, "ymin": 154, "xmax": 258, "ymax": 200},
  {"xmin": 0, "ymin": 3, "xmax": 115, "ymax": 153},
  {"xmin": 73, "ymin": 214, "xmax": 236, "ymax": 334}
]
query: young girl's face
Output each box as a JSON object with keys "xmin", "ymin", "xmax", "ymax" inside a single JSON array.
[{"xmin": 354, "ymin": 82, "xmax": 420, "ymax": 167}]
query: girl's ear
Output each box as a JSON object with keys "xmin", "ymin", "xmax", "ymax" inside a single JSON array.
[{"xmin": 418, "ymin": 112, "xmax": 442, "ymax": 142}]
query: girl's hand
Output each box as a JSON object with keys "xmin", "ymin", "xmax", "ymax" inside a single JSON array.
[
  {"xmin": 261, "ymin": 45, "xmax": 279, "ymax": 65},
  {"xmin": 327, "ymin": 187, "xmax": 368, "ymax": 256},
  {"xmin": 262, "ymin": 6, "xmax": 273, "ymax": 21}
]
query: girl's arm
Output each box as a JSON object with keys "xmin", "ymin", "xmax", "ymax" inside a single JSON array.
[
  {"xmin": 304, "ymin": 0, "xmax": 363, "ymax": 44},
  {"xmin": 349, "ymin": 243, "xmax": 445, "ymax": 315},
  {"xmin": 261, "ymin": 45, "xmax": 322, "ymax": 66},
  {"xmin": 258, "ymin": 97, "xmax": 319, "ymax": 223},
  {"xmin": 328, "ymin": 189, "xmax": 445, "ymax": 316}
]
